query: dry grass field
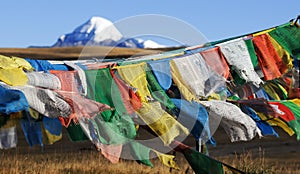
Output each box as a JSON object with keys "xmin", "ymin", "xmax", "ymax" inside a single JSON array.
[
  {"xmin": 1, "ymin": 148, "xmax": 299, "ymax": 174},
  {"xmin": 1, "ymin": 126, "xmax": 300, "ymax": 174}
]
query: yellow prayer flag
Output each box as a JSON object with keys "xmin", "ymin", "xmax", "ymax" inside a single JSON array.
[
  {"xmin": 12, "ymin": 57, "xmax": 34, "ymax": 71},
  {"xmin": 116, "ymin": 62, "xmax": 151, "ymax": 102},
  {"xmin": 0, "ymin": 68, "xmax": 28, "ymax": 86},
  {"xmin": 253, "ymin": 28, "xmax": 275, "ymax": 36},
  {"xmin": 153, "ymin": 150, "xmax": 180, "ymax": 170},
  {"xmin": 0, "ymin": 55, "xmax": 19, "ymax": 69},
  {"xmin": 41, "ymin": 126, "xmax": 62, "ymax": 145},
  {"xmin": 290, "ymin": 99, "xmax": 300, "ymax": 107},
  {"xmin": 29, "ymin": 108, "xmax": 40, "ymax": 120},
  {"xmin": 257, "ymin": 112, "xmax": 295, "ymax": 136},
  {"xmin": 137, "ymin": 102, "xmax": 189, "ymax": 145},
  {"xmin": 0, "ymin": 55, "xmax": 30, "ymax": 86},
  {"xmin": 263, "ymin": 84, "xmax": 281, "ymax": 100}
]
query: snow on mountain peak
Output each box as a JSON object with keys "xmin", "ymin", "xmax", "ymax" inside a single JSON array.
[
  {"xmin": 73, "ymin": 16, "xmax": 122, "ymax": 42},
  {"xmin": 143, "ymin": 40, "xmax": 165, "ymax": 48},
  {"xmin": 53, "ymin": 16, "xmax": 164, "ymax": 48},
  {"xmin": 74, "ymin": 16, "xmax": 112, "ymax": 33}
]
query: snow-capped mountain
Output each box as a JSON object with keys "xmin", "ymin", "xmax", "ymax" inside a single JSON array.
[{"xmin": 52, "ymin": 16, "xmax": 165, "ymax": 48}]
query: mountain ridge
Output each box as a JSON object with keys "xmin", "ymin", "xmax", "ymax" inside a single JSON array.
[{"xmin": 52, "ymin": 16, "xmax": 164, "ymax": 48}]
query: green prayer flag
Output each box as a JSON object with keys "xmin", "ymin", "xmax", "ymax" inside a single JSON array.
[
  {"xmin": 66, "ymin": 122, "xmax": 89, "ymax": 142},
  {"xmin": 245, "ymin": 39, "xmax": 259, "ymax": 68},
  {"xmin": 280, "ymin": 100, "xmax": 300, "ymax": 140},
  {"xmin": 129, "ymin": 141, "xmax": 153, "ymax": 167},
  {"xmin": 183, "ymin": 148, "xmax": 224, "ymax": 174},
  {"xmin": 84, "ymin": 68, "xmax": 136, "ymax": 144},
  {"xmin": 90, "ymin": 113, "xmax": 137, "ymax": 145},
  {"xmin": 85, "ymin": 69, "xmax": 128, "ymax": 121},
  {"xmin": 269, "ymin": 24, "xmax": 300, "ymax": 60},
  {"xmin": 287, "ymin": 120, "xmax": 300, "ymax": 140},
  {"xmin": 280, "ymin": 101, "xmax": 300, "ymax": 119},
  {"xmin": 145, "ymin": 67, "xmax": 177, "ymax": 112},
  {"xmin": 173, "ymin": 141, "xmax": 224, "ymax": 174},
  {"xmin": 230, "ymin": 66, "xmax": 246, "ymax": 86}
]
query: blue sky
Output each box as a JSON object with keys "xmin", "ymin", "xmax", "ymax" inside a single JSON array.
[{"xmin": 0, "ymin": 0, "xmax": 299, "ymax": 47}]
